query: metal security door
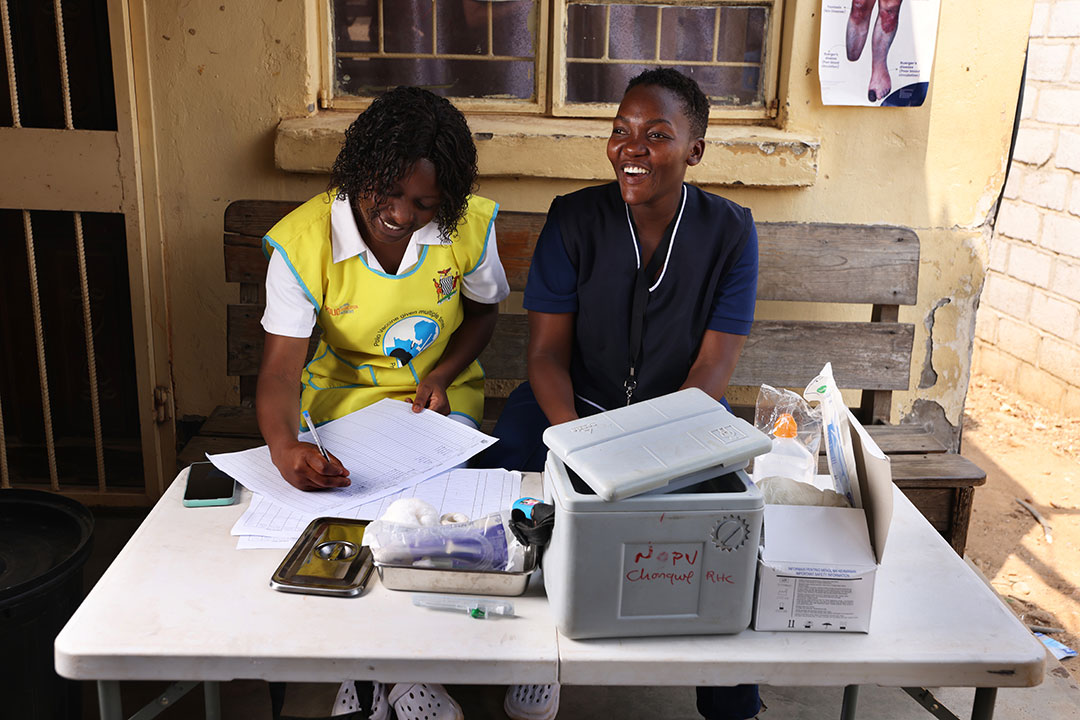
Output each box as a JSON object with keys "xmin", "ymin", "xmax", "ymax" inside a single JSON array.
[{"xmin": 0, "ymin": 0, "xmax": 172, "ymax": 504}]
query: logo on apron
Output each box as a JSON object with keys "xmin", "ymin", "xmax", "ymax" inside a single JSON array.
[
  {"xmin": 433, "ymin": 267, "xmax": 460, "ymax": 304},
  {"xmin": 381, "ymin": 314, "xmax": 441, "ymax": 366}
]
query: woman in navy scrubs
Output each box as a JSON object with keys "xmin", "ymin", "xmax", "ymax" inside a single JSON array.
[{"xmin": 487, "ymin": 68, "xmax": 761, "ymax": 720}]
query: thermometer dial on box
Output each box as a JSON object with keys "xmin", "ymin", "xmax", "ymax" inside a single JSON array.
[{"xmin": 712, "ymin": 515, "xmax": 751, "ymax": 551}]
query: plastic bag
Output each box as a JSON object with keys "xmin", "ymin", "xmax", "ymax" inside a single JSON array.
[
  {"xmin": 750, "ymin": 384, "xmax": 821, "ymax": 486},
  {"xmin": 753, "ymin": 383, "xmax": 822, "ymax": 457},
  {"xmin": 367, "ymin": 511, "xmax": 525, "ymax": 572},
  {"xmin": 803, "ymin": 363, "xmax": 860, "ymax": 508}
]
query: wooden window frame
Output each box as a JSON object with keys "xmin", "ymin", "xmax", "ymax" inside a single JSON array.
[
  {"xmin": 318, "ymin": 0, "xmax": 782, "ymax": 121},
  {"xmin": 552, "ymin": 0, "xmax": 783, "ymax": 121},
  {"xmin": 319, "ymin": 0, "xmax": 551, "ymax": 114}
]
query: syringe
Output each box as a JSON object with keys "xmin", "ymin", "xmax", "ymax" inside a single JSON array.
[{"xmin": 411, "ymin": 593, "xmax": 515, "ymax": 619}]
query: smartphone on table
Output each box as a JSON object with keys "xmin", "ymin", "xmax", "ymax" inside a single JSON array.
[{"xmin": 183, "ymin": 461, "xmax": 239, "ymax": 507}]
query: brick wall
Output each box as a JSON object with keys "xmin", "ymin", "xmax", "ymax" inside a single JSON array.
[{"xmin": 974, "ymin": 0, "xmax": 1080, "ymax": 416}]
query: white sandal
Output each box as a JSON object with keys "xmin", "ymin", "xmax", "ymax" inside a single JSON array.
[
  {"xmin": 332, "ymin": 680, "xmax": 391, "ymax": 720},
  {"xmin": 388, "ymin": 682, "xmax": 464, "ymax": 720},
  {"xmin": 504, "ymin": 683, "xmax": 560, "ymax": 720}
]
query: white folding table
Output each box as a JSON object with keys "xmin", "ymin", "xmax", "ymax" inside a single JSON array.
[
  {"xmin": 55, "ymin": 470, "xmax": 1043, "ymax": 720},
  {"xmin": 555, "ymin": 488, "xmax": 1046, "ymax": 719}
]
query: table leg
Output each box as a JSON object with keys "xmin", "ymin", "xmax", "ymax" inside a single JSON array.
[
  {"xmin": 98, "ymin": 680, "xmax": 123, "ymax": 720},
  {"xmin": 841, "ymin": 685, "xmax": 859, "ymax": 720},
  {"xmin": 971, "ymin": 688, "xmax": 996, "ymax": 720},
  {"xmin": 204, "ymin": 681, "xmax": 222, "ymax": 720}
]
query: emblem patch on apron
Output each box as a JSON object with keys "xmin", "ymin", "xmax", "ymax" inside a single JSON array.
[
  {"xmin": 381, "ymin": 314, "xmax": 441, "ymax": 367},
  {"xmin": 433, "ymin": 267, "xmax": 460, "ymax": 304}
]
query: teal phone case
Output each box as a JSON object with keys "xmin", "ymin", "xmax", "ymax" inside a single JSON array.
[
  {"xmin": 182, "ymin": 489, "xmax": 238, "ymax": 508},
  {"xmin": 182, "ymin": 462, "xmax": 239, "ymax": 507}
]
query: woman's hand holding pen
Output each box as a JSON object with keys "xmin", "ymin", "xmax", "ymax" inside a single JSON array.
[{"xmin": 270, "ymin": 440, "xmax": 350, "ymax": 491}]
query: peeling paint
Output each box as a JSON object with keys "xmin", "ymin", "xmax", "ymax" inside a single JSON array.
[
  {"xmin": 920, "ymin": 297, "xmax": 953, "ymax": 389},
  {"xmin": 903, "ymin": 399, "xmax": 961, "ymax": 452}
]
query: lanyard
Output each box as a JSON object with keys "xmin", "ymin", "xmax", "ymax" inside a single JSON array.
[{"xmin": 623, "ymin": 187, "xmax": 686, "ymax": 405}]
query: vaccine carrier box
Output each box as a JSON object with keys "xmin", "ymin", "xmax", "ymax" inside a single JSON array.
[
  {"xmin": 540, "ymin": 388, "xmax": 771, "ymax": 640},
  {"xmin": 752, "ymin": 407, "xmax": 894, "ymax": 633}
]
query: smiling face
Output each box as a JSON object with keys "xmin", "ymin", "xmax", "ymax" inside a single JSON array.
[
  {"xmin": 606, "ymin": 84, "xmax": 704, "ymax": 210},
  {"xmin": 354, "ymin": 158, "xmax": 442, "ymax": 246}
]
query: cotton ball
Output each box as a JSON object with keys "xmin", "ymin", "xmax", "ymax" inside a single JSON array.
[
  {"xmin": 379, "ymin": 497, "xmax": 440, "ymax": 526},
  {"xmin": 757, "ymin": 476, "xmax": 849, "ymax": 507},
  {"xmin": 439, "ymin": 512, "xmax": 470, "ymax": 525}
]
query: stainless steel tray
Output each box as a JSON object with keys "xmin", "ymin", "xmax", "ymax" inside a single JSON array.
[
  {"xmin": 374, "ymin": 544, "xmax": 538, "ymax": 596},
  {"xmin": 270, "ymin": 517, "xmax": 374, "ymax": 597}
]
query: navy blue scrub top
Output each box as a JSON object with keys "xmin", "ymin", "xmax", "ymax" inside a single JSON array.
[{"xmin": 524, "ymin": 181, "xmax": 758, "ymax": 411}]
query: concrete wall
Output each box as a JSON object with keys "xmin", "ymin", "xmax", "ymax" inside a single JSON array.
[
  {"xmin": 973, "ymin": 0, "xmax": 1080, "ymax": 417},
  {"xmin": 138, "ymin": 0, "xmax": 1034, "ymax": 441}
]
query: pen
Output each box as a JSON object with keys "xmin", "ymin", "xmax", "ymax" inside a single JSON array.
[
  {"xmin": 301, "ymin": 410, "xmax": 330, "ymax": 461},
  {"xmin": 412, "ymin": 593, "xmax": 515, "ymax": 619}
]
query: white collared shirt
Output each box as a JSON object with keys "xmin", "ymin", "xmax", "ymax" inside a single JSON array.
[{"xmin": 262, "ymin": 195, "xmax": 510, "ymax": 338}]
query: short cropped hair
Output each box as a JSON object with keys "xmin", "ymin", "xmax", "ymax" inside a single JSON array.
[
  {"xmin": 626, "ymin": 68, "xmax": 709, "ymax": 139},
  {"xmin": 330, "ymin": 87, "xmax": 478, "ymax": 235}
]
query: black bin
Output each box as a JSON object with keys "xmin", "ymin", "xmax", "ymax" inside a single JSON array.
[{"xmin": 0, "ymin": 490, "xmax": 94, "ymax": 720}]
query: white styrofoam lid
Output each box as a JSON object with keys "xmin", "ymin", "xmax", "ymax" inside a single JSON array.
[{"xmin": 541, "ymin": 388, "xmax": 771, "ymax": 501}]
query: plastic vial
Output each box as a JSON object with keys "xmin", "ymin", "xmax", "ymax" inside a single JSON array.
[{"xmin": 751, "ymin": 413, "xmax": 816, "ymax": 485}]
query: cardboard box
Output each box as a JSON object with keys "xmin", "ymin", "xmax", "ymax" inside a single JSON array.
[{"xmin": 752, "ymin": 408, "xmax": 894, "ymax": 632}]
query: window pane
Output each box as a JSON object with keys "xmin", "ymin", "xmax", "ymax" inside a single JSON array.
[
  {"xmin": 334, "ymin": 0, "xmax": 379, "ymax": 53},
  {"xmin": 333, "ymin": 0, "xmax": 538, "ymax": 101},
  {"xmin": 337, "ymin": 57, "xmax": 535, "ymax": 99},
  {"xmin": 717, "ymin": 6, "xmax": 765, "ymax": 63},
  {"xmin": 691, "ymin": 64, "xmax": 761, "ymax": 105},
  {"xmin": 566, "ymin": 4, "xmax": 606, "ymax": 59},
  {"xmin": 384, "ymin": 0, "xmax": 435, "ymax": 54},
  {"xmin": 563, "ymin": 2, "xmax": 768, "ymax": 108},
  {"xmin": 566, "ymin": 63, "xmax": 649, "ymax": 104},
  {"xmin": 438, "ymin": 0, "xmax": 487, "ymax": 55},
  {"xmin": 660, "ymin": 7, "xmax": 715, "ymax": 63},
  {"xmin": 493, "ymin": 1, "xmax": 537, "ymax": 56},
  {"xmin": 435, "ymin": 0, "xmax": 538, "ymax": 56},
  {"xmin": 567, "ymin": 63, "xmax": 759, "ymax": 106},
  {"xmin": 608, "ymin": 5, "xmax": 657, "ymax": 60}
]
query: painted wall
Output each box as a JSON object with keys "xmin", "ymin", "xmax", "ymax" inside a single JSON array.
[
  {"xmin": 140, "ymin": 0, "xmax": 1033, "ymax": 442},
  {"xmin": 973, "ymin": 0, "xmax": 1080, "ymax": 417}
]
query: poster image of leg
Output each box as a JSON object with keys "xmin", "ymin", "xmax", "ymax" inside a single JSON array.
[{"xmin": 819, "ymin": 0, "xmax": 941, "ymax": 107}]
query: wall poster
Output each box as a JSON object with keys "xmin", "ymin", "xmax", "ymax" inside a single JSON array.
[{"xmin": 819, "ymin": 0, "xmax": 942, "ymax": 107}]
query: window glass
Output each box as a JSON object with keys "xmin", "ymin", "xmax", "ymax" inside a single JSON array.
[
  {"xmin": 329, "ymin": 1, "xmax": 775, "ymax": 113},
  {"xmin": 564, "ymin": 2, "xmax": 769, "ymax": 107},
  {"xmin": 333, "ymin": 0, "xmax": 538, "ymax": 101}
]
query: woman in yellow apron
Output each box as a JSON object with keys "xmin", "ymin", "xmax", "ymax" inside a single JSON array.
[
  {"xmin": 257, "ymin": 88, "xmax": 508, "ymax": 720},
  {"xmin": 257, "ymin": 87, "xmax": 508, "ymax": 494}
]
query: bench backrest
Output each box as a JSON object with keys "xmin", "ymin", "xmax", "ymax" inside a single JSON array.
[{"xmin": 224, "ymin": 199, "xmax": 919, "ymax": 423}]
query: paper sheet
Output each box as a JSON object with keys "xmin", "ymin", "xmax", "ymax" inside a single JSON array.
[
  {"xmin": 208, "ymin": 399, "xmax": 497, "ymax": 515},
  {"xmin": 236, "ymin": 535, "xmax": 295, "ymax": 550},
  {"xmin": 232, "ymin": 468, "xmax": 522, "ymax": 549}
]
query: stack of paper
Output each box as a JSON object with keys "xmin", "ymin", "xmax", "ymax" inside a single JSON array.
[{"xmin": 207, "ymin": 399, "xmax": 519, "ymax": 549}]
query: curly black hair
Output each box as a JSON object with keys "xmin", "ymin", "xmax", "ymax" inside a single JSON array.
[
  {"xmin": 329, "ymin": 87, "xmax": 478, "ymax": 235},
  {"xmin": 626, "ymin": 68, "xmax": 710, "ymax": 140}
]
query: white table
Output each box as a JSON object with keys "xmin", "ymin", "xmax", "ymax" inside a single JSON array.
[
  {"xmin": 55, "ymin": 469, "xmax": 559, "ymax": 719},
  {"xmin": 555, "ymin": 488, "xmax": 1045, "ymax": 719},
  {"xmin": 56, "ymin": 471, "xmax": 1044, "ymax": 720}
]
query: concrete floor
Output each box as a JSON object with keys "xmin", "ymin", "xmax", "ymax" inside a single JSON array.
[{"xmin": 66, "ymin": 508, "xmax": 1080, "ymax": 720}]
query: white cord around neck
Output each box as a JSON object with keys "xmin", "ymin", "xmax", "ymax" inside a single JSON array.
[{"xmin": 623, "ymin": 184, "xmax": 687, "ymax": 292}]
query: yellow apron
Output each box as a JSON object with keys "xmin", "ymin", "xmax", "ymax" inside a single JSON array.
[{"xmin": 264, "ymin": 192, "xmax": 498, "ymax": 428}]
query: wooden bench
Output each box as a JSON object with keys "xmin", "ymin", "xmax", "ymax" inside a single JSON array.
[{"xmin": 178, "ymin": 200, "xmax": 986, "ymax": 555}]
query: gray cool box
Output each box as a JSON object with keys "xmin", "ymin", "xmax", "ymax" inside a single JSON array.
[{"xmin": 541, "ymin": 388, "xmax": 771, "ymax": 639}]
